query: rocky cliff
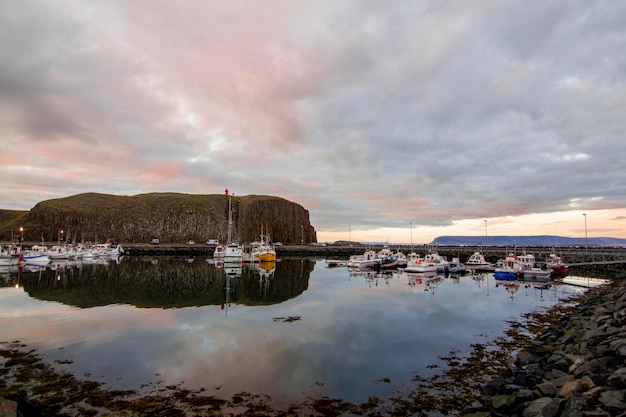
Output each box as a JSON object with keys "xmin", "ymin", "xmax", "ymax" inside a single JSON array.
[{"xmin": 0, "ymin": 192, "xmax": 316, "ymax": 244}]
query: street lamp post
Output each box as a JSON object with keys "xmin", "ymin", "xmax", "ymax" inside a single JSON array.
[
  {"xmin": 484, "ymin": 219, "xmax": 488, "ymax": 240},
  {"xmin": 19, "ymin": 227, "xmax": 23, "ymax": 249},
  {"xmin": 583, "ymin": 213, "xmax": 588, "ymax": 252}
]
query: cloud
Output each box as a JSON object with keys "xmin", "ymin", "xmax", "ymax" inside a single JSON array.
[{"xmin": 0, "ymin": 0, "xmax": 625, "ymax": 241}]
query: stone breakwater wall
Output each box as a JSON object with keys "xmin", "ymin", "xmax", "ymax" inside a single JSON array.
[{"xmin": 465, "ymin": 279, "xmax": 626, "ymax": 417}]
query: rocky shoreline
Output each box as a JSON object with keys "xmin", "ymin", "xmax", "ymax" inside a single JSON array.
[{"xmin": 465, "ymin": 278, "xmax": 626, "ymax": 417}]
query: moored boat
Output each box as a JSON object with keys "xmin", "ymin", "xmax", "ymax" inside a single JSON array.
[
  {"xmin": 1, "ymin": 245, "xmax": 23, "ymax": 266},
  {"xmin": 350, "ymin": 250, "xmax": 381, "ymax": 270},
  {"xmin": 404, "ymin": 253, "xmax": 437, "ymax": 273},
  {"xmin": 518, "ymin": 252, "xmax": 552, "ymax": 282},
  {"xmin": 493, "ymin": 253, "xmax": 521, "ymax": 281},
  {"xmin": 448, "ymin": 257, "xmax": 466, "ymax": 275},
  {"xmin": 20, "ymin": 245, "xmax": 49, "ymax": 264},
  {"xmin": 424, "ymin": 251, "xmax": 449, "ymax": 273},
  {"xmin": 465, "ymin": 252, "xmax": 494, "ymax": 271},
  {"xmin": 546, "ymin": 253, "xmax": 568, "ymax": 278},
  {"xmin": 250, "ymin": 233, "xmax": 276, "ymax": 263}
]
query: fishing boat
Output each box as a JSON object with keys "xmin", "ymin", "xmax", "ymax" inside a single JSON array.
[
  {"xmin": 349, "ymin": 250, "xmax": 380, "ymax": 270},
  {"xmin": 424, "ymin": 251, "xmax": 449, "ymax": 273},
  {"xmin": 250, "ymin": 232, "xmax": 276, "ymax": 262},
  {"xmin": 518, "ymin": 252, "xmax": 552, "ymax": 282},
  {"xmin": 20, "ymin": 245, "xmax": 49, "ymax": 264},
  {"xmin": 404, "ymin": 253, "xmax": 437, "ymax": 273},
  {"xmin": 493, "ymin": 253, "xmax": 521, "ymax": 281},
  {"xmin": 546, "ymin": 253, "xmax": 568, "ymax": 278},
  {"xmin": 448, "ymin": 257, "xmax": 466, "ymax": 275},
  {"xmin": 465, "ymin": 252, "xmax": 494, "ymax": 271},
  {"xmin": 0, "ymin": 248, "xmax": 21, "ymax": 266}
]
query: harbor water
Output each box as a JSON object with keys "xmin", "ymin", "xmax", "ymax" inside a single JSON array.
[{"xmin": 0, "ymin": 256, "xmax": 597, "ymax": 406}]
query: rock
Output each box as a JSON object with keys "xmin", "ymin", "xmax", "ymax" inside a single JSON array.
[
  {"xmin": 560, "ymin": 395, "xmax": 591, "ymax": 417},
  {"xmin": 557, "ymin": 380, "xmax": 584, "ymax": 398},
  {"xmin": 521, "ymin": 397, "xmax": 563, "ymax": 417},
  {"xmin": 607, "ymin": 368, "xmax": 626, "ymax": 389},
  {"xmin": 598, "ymin": 389, "xmax": 626, "ymax": 413},
  {"xmin": 535, "ymin": 381, "xmax": 557, "ymax": 397},
  {"xmin": 0, "ymin": 398, "xmax": 17, "ymax": 417}
]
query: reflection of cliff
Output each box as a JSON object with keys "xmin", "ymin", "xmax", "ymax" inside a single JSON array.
[
  {"xmin": 237, "ymin": 259, "xmax": 315, "ymax": 305},
  {"xmin": 19, "ymin": 257, "xmax": 314, "ymax": 309}
]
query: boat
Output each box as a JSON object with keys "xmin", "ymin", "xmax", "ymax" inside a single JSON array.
[
  {"xmin": 1, "ymin": 245, "xmax": 22, "ymax": 266},
  {"xmin": 94, "ymin": 243, "xmax": 124, "ymax": 257},
  {"xmin": 47, "ymin": 245, "xmax": 71, "ymax": 259},
  {"xmin": 349, "ymin": 250, "xmax": 381, "ymax": 270},
  {"xmin": 326, "ymin": 259, "xmax": 347, "ymax": 267},
  {"xmin": 404, "ymin": 253, "xmax": 438, "ymax": 273},
  {"xmin": 518, "ymin": 252, "xmax": 552, "ymax": 282},
  {"xmin": 448, "ymin": 257, "xmax": 466, "ymax": 275},
  {"xmin": 19, "ymin": 245, "xmax": 49, "ymax": 264},
  {"xmin": 250, "ymin": 232, "xmax": 276, "ymax": 263},
  {"xmin": 215, "ymin": 240, "xmax": 244, "ymax": 261},
  {"xmin": 223, "ymin": 243, "xmax": 244, "ymax": 261},
  {"xmin": 493, "ymin": 253, "xmax": 521, "ymax": 281},
  {"xmin": 546, "ymin": 253, "xmax": 568, "ymax": 278},
  {"xmin": 223, "ymin": 193, "xmax": 244, "ymax": 261},
  {"xmin": 213, "ymin": 243, "xmax": 226, "ymax": 258},
  {"xmin": 423, "ymin": 251, "xmax": 449, "ymax": 273},
  {"xmin": 465, "ymin": 252, "xmax": 494, "ymax": 271}
]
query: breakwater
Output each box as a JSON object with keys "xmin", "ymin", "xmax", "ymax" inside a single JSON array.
[{"xmin": 465, "ymin": 278, "xmax": 626, "ymax": 416}]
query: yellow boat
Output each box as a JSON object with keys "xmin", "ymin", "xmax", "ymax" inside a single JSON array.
[{"xmin": 250, "ymin": 232, "xmax": 276, "ymax": 262}]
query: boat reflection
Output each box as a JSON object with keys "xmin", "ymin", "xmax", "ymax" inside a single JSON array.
[
  {"xmin": 14, "ymin": 257, "xmax": 314, "ymax": 309},
  {"xmin": 347, "ymin": 267, "xmax": 397, "ymax": 287},
  {"xmin": 406, "ymin": 272, "xmax": 444, "ymax": 295}
]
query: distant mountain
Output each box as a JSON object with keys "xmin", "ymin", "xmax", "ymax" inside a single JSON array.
[{"xmin": 432, "ymin": 235, "xmax": 626, "ymax": 247}]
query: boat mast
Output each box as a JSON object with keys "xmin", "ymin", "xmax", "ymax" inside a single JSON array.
[{"xmin": 227, "ymin": 193, "xmax": 232, "ymax": 245}]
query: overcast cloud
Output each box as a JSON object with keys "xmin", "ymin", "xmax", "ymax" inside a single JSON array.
[{"xmin": 1, "ymin": 0, "xmax": 624, "ymax": 241}]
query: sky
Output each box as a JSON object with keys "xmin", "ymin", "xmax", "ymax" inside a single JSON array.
[{"xmin": 1, "ymin": 0, "xmax": 625, "ymax": 244}]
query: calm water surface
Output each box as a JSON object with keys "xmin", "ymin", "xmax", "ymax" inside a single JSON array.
[{"xmin": 0, "ymin": 256, "xmax": 591, "ymax": 405}]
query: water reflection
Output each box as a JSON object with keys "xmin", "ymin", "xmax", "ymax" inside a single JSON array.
[
  {"xmin": 0, "ymin": 258, "xmax": 604, "ymax": 405},
  {"xmin": 12, "ymin": 257, "xmax": 314, "ymax": 309}
]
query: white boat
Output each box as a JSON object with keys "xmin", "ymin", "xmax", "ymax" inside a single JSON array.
[
  {"xmin": 215, "ymin": 193, "xmax": 244, "ymax": 261},
  {"xmin": 74, "ymin": 244, "xmax": 99, "ymax": 258},
  {"xmin": 20, "ymin": 245, "xmax": 50, "ymax": 264},
  {"xmin": 224, "ymin": 243, "xmax": 244, "ymax": 261},
  {"xmin": 518, "ymin": 252, "xmax": 552, "ymax": 282},
  {"xmin": 94, "ymin": 243, "xmax": 124, "ymax": 257},
  {"xmin": 465, "ymin": 252, "xmax": 494, "ymax": 271},
  {"xmin": 404, "ymin": 253, "xmax": 437, "ymax": 273},
  {"xmin": 1, "ymin": 245, "xmax": 22, "ymax": 266},
  {"xmin": 47, "ymin": 245, "xmax": 71, "ymax": 259},
  {"xmin": 0, "ymin": 254, "xmax": 21, "ymax": 266},
  {"xmin": 424, "ymin": 251, "xmax": 449, "ymax": 272},
  {"xmin": 213, "ymin": 244, "xmax": 226, "ymax": 258},
  {"xmin": 349, "ymin": 250, "xmax": 380, "ymax": 270}
]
